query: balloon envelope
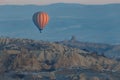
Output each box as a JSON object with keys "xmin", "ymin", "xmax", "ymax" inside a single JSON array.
[{"xmin": 33, "ymin": 12, "xmax": 49, "ymax": 32}]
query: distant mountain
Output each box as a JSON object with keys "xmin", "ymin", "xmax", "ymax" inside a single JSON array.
[{"xmin": 0, "ymin": 3, "xmax": 120, "ymax": 44}]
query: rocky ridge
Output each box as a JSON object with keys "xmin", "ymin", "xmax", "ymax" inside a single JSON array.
[{"xmin": 0, "ymin": 37, "xmax": 120, "ymax": 80}]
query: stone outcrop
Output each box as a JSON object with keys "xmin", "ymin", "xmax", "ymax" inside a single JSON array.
[{"xmin": 0, "ymin": 38, "xmax": 120, "ymax": 80}]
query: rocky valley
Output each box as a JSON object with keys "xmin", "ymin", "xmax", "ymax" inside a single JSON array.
[{"xmin": 0, "ymin": 37, "xmax": 120, "ymax": 80}]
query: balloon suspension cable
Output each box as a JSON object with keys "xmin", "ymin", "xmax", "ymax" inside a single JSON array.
[{"xmin": 40, "ymin": 29, "xmax": 43, "ymax": 33}]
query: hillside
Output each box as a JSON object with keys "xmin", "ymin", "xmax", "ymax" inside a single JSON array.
[
  {"xmin": 0, "ymin": 3, "xmax": 120, "ymax": 44},
  {"xmin": 0, "ymin": 37, "xmax": 120, "ymax": 80},
  {"xmin": 57, "ymin": 36, "xmax": 120, "ymax": 59}
]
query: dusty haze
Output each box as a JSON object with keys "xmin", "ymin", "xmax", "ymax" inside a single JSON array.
[{"xmin": 0, "ymin": 0, "xmax": 120, "ymax": 5}]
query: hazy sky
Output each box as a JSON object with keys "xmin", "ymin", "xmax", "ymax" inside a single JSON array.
[{"xmin": 0, "ymin": 0, "xmax": 120, "ymax": 5}]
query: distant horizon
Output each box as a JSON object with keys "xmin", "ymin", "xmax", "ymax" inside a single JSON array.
[
  {"xmin": 0, "ymin": 2, "xmax": 120, "ymax": 6},
  {"xmin": 0, "ymin": 0, "xmax": 120, "ymax": 5}
]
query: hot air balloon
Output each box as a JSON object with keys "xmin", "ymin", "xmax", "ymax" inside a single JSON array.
[{"xmin": 33, "ymin": 12, "xmax": 49, "ymax": 33}]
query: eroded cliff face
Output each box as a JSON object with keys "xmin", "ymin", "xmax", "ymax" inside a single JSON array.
[
  {"xmin": 0, "ymin": 38, "xmax": 120, "ymax": 80},
  {"xmin": 0, "ymin": 38, "xmax": 119, "ymax": 72}
]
